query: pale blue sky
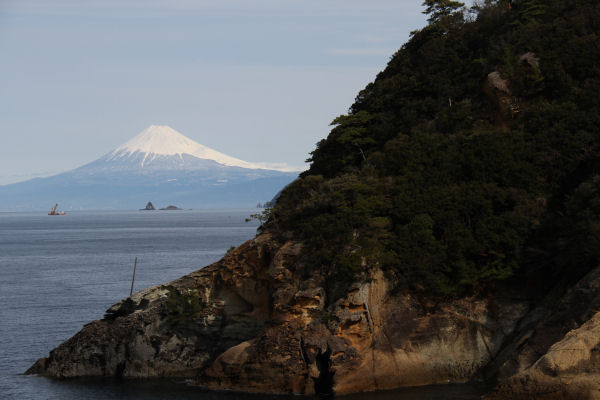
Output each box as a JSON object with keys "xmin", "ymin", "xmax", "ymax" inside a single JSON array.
[{"xmin": 0, "ymin": 0, "xmax": 428, "ymax": 184}]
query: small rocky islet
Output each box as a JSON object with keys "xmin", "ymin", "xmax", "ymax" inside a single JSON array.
[
  {"xmin": 160, "ymin": 205, "xmax": 183, "ymax": 210},
  {"xmin": 139, "ymin": 201, "xmax": 156, "ymax": 211},
  {"xmin": 139, "ymin": 202, "xmax": 183, "ymax": 211}
]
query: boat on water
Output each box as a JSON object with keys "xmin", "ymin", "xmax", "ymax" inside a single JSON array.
[{"xmin": 48, "ymin": 203, "xmax": 66, "ymax": 216}]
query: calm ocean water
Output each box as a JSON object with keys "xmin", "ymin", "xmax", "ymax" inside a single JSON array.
[{"xmin": 0, "ymin": 210, "xmax": 483, "ymax": 400}]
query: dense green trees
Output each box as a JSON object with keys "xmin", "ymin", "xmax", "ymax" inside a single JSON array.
[{"xmin": 262, "ymin": 0, "xmax": 600, "ymax": 298}]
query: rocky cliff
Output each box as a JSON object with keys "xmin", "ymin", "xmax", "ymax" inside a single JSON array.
[
  {"xmin": 484, "ymin": 266, "xmax": 600, "ymax": 400},
  {"xmin": 28, "ymin": 232, "xmax": 600, "ymax": 397},
  {"xmin": 24, "ymin": 233, "xmax": 515, "ymax": 394}
]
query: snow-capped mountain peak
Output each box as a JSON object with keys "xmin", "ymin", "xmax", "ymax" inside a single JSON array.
[
  {"xmin": 108, "ymin": 125, "xmax": 261, "ymax": 169},
  {"xmin": 0, "ymin": 124, "xmax": 302, "ymax": 210}
]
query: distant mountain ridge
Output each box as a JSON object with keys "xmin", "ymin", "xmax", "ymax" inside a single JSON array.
[{"xmin": 0, "ymin": 125, "xmax": 300, "ymax": 211}]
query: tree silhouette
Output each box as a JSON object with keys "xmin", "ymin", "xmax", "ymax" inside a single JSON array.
[{"xmin": 422, "ymin": 0, "xmax": 465, "ymax": 24}]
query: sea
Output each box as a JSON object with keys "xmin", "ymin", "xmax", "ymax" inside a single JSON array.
[{"xmin": 0, "ymin": 210, "xmax": 483, "ymax": 400}]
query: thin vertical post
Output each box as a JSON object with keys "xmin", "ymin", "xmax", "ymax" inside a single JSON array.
[{"xmin": 129, "ymin": 257, "xmax": 137, "ymax": 297}]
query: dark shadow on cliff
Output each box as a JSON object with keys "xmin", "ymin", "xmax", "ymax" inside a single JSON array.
[{"xmin": 314, "ymin": 347, "xmax": 334, "ymax": 399}]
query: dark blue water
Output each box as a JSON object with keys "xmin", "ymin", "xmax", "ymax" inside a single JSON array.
[{"xmin": 0, "ymin": 210, "xmax": 483, "ymax": 399}]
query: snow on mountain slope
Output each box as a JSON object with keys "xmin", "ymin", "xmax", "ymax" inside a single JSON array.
[{"xmin": 106, "ymin": 125, "xmax": 298, "ymax": 172}]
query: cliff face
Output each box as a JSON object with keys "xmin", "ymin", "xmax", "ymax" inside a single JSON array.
[
  {"xmin": 27, "ymin": 233, "xmax": 600, "ymax": 397},
  {"xmin": 484, "ymin": 266, "xmax": 600, "ymax": 400},
  {"xmin": 199, "ymin": 239, "xmax": 527, "ymax": 396},
  {"xmin": 27, "ymin": 235, "xmax": 274, "ymax": 381},
  {"xmin": 24, "ymin": 233, "xmax": 534, "ymax": 396}
]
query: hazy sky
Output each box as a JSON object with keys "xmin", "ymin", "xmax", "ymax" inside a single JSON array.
[{"xmin": 0, "ymin": 0, "xmax": 428, "ymax": 185}]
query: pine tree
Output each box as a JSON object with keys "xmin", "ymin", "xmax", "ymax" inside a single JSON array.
[
  {"xmin": 422, "ymin": 0, "xmax": 465, "ymax": 24},
  {"xmin": 517, "ymin": 0, "xmax": 547, "ymax": 23}
]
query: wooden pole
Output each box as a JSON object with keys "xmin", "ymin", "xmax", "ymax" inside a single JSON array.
[{"xmin": 129, "ymin": 257, "xmax": 137, "ymax": 297}]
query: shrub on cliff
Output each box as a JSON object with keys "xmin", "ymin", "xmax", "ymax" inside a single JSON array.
[{"xmin": 163, "ymin": 286, "xmax": 205, "ymax": 329}]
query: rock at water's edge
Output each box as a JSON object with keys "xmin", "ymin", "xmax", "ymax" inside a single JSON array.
[
  {"xmin": 159, "ymin": 205, "xmax": 182, "ymax": 210},
  {"xmin": 27, "ymin": 233, "xmax": 541, "ymax": 396},
  {"xmin": 140, "ymin": 201, "xmax": 155, "ymax": 210}
]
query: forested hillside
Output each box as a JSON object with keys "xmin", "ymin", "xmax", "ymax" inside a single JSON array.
[{"xmin": 263, "ymin": 0, "xmax": 600, "ymax": 297}]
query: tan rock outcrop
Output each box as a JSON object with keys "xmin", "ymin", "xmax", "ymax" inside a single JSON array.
[
  {"xmin": 486, "ymin": 312, "xmax": 600, "ymax": 400},
  {"xmin": 485, "ymin": 266, "xmax": 600, "ymax": 400},
  {"xmin": 25, "ymin": 232, "xmax": 544, "ymax": 396}
]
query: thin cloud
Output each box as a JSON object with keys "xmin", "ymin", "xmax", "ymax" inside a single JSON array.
[
  {"xmin": 252, "ymin": 162, "xmax": 307, "ymax": 172},
  {"xmin": 328, "ymin": 47, "xmax": 396, "ymax": 57},
  {"xmin": 3, "ymin": 0, "xmax": 423, "ymax": 18},
  {"xmin": 0, "ymin": 171, "xmax": 60, "ymax": 186},
  {"xmin": 359, "ymin": 35, "xmax": 394, "ymax": 44}
]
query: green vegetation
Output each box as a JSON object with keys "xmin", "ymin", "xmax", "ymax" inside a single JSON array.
[
  {"xmin": 259, "ymin": 0, "xmax": 600, "ymax": 298},
  {"xmin": 226, "ymin": 245, "xmax": 236, "ymax": 255},
  {"xmin": 164, "ymin": 286, "xmax": 205, "ymax": 329},
  {"xmin": 422, "ymin": 0, "xmax": 465, "ymax": 25}
]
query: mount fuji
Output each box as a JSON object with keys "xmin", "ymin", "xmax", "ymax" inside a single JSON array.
[{"xmin": 0, "ymin": 126, "xmax": 301, "ymax": 211}]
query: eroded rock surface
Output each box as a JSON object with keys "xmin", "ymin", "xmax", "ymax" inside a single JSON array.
[
  {"xmin": 28, "ymin": 232, "xmax": 600, "ymax": 397},
  {"xmin": 27, "ymin": 236, "xmax": 273, "ymax": 380},
  {"xmin": 486, "ymin": 313, "xmax": 600, "ymax": 400},
  {"xmin": 27, "ymin": 233, "xmax": 535, "ymax": 395},
  {"xmin": 484, "ymin": 266, "xmax": 600, "ymax": 400}
]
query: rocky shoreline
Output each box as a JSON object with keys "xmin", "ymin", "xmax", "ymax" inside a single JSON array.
[{"xmin": 26, "ymin": 233, "xmax": 600, "ymax": 398}]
